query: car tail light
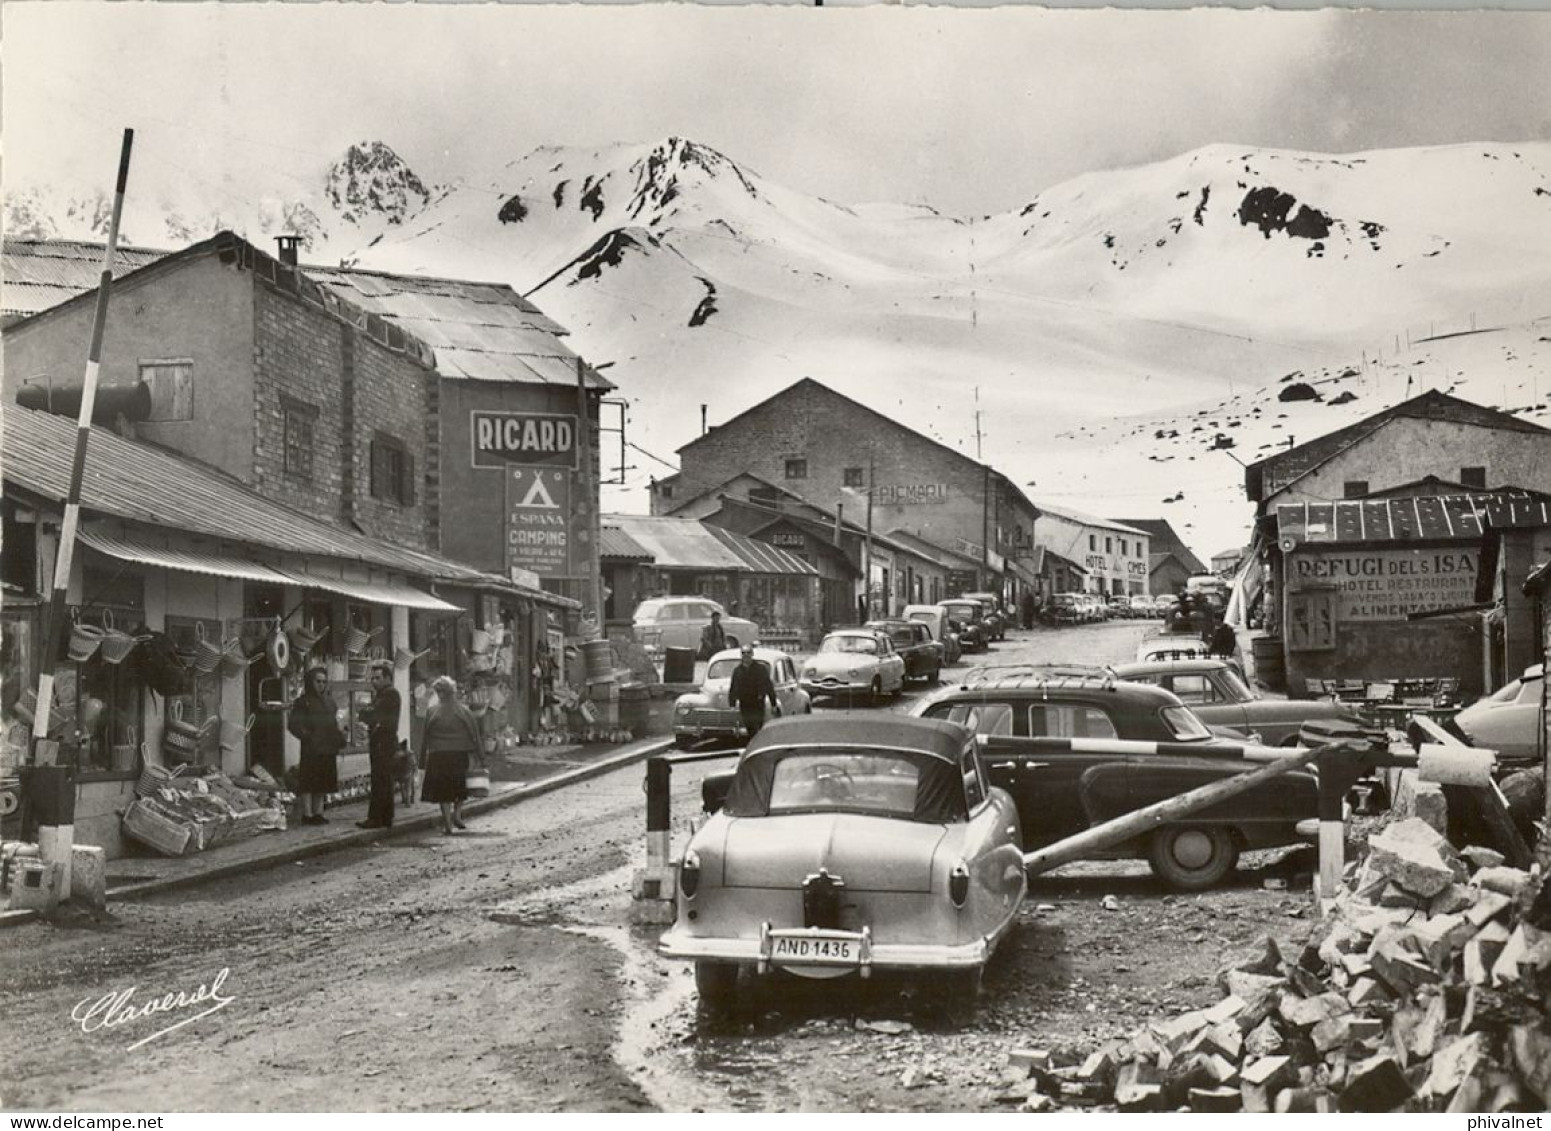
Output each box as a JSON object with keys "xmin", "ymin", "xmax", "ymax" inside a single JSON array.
[
  {"xmin": 948, "ymin": 862, "xmax": 970, "ymax": 908},
  {"xmin": 679, "ymin": 850, "xmax": 701, "ymax": 899}
]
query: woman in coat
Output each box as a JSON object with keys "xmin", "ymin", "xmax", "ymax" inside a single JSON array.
[
  {"xmin": 420, "ymin": 676, "xmax": 484, "ymax": 834},
  {"xmin": 287, "ymin": 666, "xmax": 344, "ymax": 825}
]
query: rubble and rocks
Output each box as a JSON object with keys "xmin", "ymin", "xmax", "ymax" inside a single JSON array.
[{"xmin": 1001, "ymin": 818, "xmax": 1550, "ymax": 1112}]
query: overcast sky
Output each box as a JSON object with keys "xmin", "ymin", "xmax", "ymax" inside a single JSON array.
[{"xmin": 7, "ymin": 3, "xmax": 1551, "ymax": 216}]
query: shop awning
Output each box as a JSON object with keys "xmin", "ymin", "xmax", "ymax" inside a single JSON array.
[
  {"xmin": 77, "ymin": 529, "xmax": 296, "ymax": 585},
  {"xmin": 277, "ymin": 569, "xmax": 461, "ymax": 612}
]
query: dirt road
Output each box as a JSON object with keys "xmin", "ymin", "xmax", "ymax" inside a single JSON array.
[{"xmin": 2, "ymin": 621, "xmax": 1315, "ymax": 1112}]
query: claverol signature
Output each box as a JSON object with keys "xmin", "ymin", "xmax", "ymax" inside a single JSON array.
[{"xmin": 71, "ymin": 967, "xmax": 235, "ymax": 1050}]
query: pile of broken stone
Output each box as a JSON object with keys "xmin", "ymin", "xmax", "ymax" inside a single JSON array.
[{"xmin": 1004, "ymin": 816, "xmax": 1550, "ymax": 1113}]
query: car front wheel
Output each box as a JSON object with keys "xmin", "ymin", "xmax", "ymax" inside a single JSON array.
[
  {"xmin": 1147, "ymin": 825, "xmax": 1238, "ymax": 891},
  {"xmin": 695, "ymin": 960, "xmax": 739, "ymax": 1014}
]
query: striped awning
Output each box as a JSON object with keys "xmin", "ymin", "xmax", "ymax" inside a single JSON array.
[
  {"xmin": 1276, "ymin": 493, "xmax": 1551, "ymax": 548},
  {"xmin": 77, "ymin": 529, "xmax": 296, "ymax": 585},
  {"xmin": 273, "ymin": 569, "xmax": 460, "ymax": 612}
]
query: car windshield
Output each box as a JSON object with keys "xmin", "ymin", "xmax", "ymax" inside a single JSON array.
[
  {"xmin": 707, "ymin": 658, "xmax": 770, "ymax": 680},
  {"xmin": 943, "ymin": 604, "xmax": 977, "ymax": 618},
  {"xmin": 819, "ymin": 635, "xmax": 878, "ymax": 655},
  {"xmin": 768, "ymin": 752, "xmax": 924, "ymax": 818},
  {"xmin": 1161, "ymin": 706, "xmax": 1215, "ymax": 741}
]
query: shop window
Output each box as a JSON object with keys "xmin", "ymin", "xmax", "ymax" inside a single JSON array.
[
  {"xmin": 1460, "ymin": 466, "xmax": 1487, "ymax": 489},
  {"xmin": 370, "ymin": 434, "xmax": 415, "ymax": 506},
  {"xmin": 1343, "ymin": 480, "xmax": 1369, "ymax": 499},
  {"xmin": 67, "ymin": 592, "xmax": 147, "ymax": 774},
  {"xmin": 140, "ymin": 359, "xmax": 194, "ymax": 421},
  {"xmin": 283, "ymin": 397, "xmax": 318, "ymax": 481},
  {"xmin": 843, "ymin": 466, "xmax": 864, "ymax": 488},
  {"xmin": 784, "ymin": 458, "xmax": 808, "ymax": 481},
  {"xmin": 1286, "ymin": 590, "xmax": 1336, "ymax": 652},
  {"xmin": 1, "ymin": 614, "xmax": 36, "ymax": 770}
]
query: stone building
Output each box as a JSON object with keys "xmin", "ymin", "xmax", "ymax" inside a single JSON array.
[
  {"xmin": 649, "ymin": 378, "xmax": 1043, "ymax": 610},
  {"xmin": 1031, "ymin": 502, "xmax": 1152, "ymax": 597}
]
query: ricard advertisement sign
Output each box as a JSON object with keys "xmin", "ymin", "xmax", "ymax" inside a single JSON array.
[{"xmin": 472, "ymin": 412, "xmax": 577, "ymax": 469}]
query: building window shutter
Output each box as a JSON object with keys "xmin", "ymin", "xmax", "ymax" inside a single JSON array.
[
  {"xmin": 403, "ymin": 452, "xmax": 416, "ymax": 505},
  {"xmin": 369, "ymin": 439, "xmax": 384, "ymax": 500},
  {"xmin": 1459, "ymin": 466, "xmax": 1486, "ymax": 489}
]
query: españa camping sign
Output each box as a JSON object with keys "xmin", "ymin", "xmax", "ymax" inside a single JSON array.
[
  {"xmin": 1290, "ymin": 547, "xmax": 1478, "ymax": 622},
  {"xmin": 472, "ymin": 412, "xmax": 577, "ymax": 469},
  {"xmin": 505, "ymin": 468, "xmax": 575, "ymax": 578}
]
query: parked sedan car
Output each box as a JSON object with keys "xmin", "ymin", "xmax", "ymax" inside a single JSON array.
[
  {"xmin": 903, "ymin": 604, "xmax": 962, "ymax": 665},
  {"xmin": 865, "ymin": 619, "xmax": 945, "ymax": 684},
  {"xmin": 659, "ymin": 714, "xmax": 1027, "ymax": 1011},
  {"xmin": 673, "ymin": 647, "xmax": 812, "ymax": 748},
  {"xmin": 1113, "ymin": 659, "xmax": 1358, "ymax": 746},
  {"xmin": 1045, "ymin": 593, "xmax": 1084, "ymax": 626},
  {"xmin": 959, "ymin": 593, "xmax": 1007, "ymax": 641},
  {"xmin": 911, "ymin": 668, "xmax": 1317, "ymax": 889},
  {"xmin": 1454, "ymin": 664, "xmax": 1545, "ymax": 767},
  {"xmin": 801, "ymin": 629, "xmax": 908, "ymax": 703},
  {"xmin": 940, "ymin": 600, "xmax": 991, "ymax": 651},
  {"xmin": 632, "ymin": 597, "xmax": 758, "ymax": 654}
]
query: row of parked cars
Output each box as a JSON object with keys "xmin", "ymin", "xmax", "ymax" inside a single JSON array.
[
  {"xmin": 1045, "ymin": 591, "xmax": 1174, "ymax": 624},
  {"xmin": 659, "ymin": 657, "xmax": 1369, "ymax": 1012},
  {"xmin": 663, "ymin": 594, "xmax": 1014, "ymax": 748}
]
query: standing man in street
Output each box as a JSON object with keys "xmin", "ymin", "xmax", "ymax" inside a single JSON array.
[
  {"xmin": 698, "ymin": 610, "xmax": 727, "ymax": 660},
  {"xmin": 358, "ymin": 660, "xmax": 401, "ymax": 830},
  {"xmin": 729, "ymin": 645, "xmax": 780, "ymax": 741}
]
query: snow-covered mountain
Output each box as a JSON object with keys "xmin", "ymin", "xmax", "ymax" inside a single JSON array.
[{"xmin": 10, "ymin": 136, "xmax": 1551, "ymax": 558}]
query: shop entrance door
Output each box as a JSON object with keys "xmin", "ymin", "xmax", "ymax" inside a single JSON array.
[{"xmin": 245, "ymin": 583, "xmax": 286, "ymax": 778}]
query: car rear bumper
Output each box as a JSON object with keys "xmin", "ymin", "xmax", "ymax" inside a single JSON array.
[{"xmin": 659, "ymin": 922, "xmax": 990, "ymax": 971}]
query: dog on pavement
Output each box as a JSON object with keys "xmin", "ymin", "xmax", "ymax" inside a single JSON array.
[{"xmin": 392, "ymin": 741, "xmax": 417, "ymax": 807}]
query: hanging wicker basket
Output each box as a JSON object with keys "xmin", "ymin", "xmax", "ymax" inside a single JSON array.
[
  {"xmin": 162, "ymin": 701, "xmax": 202, "ymax": 755},
  {"xmin": 288, "ymin": 622, "xmax": 325, "ymax": 656},
  {"xmin": 99, "ymin": 610, "xmax": 139, "ymax": 665},
  {"xmin": 68, "ymin": 619, "xmax": 106, "ymax": 662},
  {"xmin": 219, "ymin": 637, "xmax": 252, "ymax": 679},
  {"xmin": 394, "ymin": 645, "xmax": 431, "ymax": 671},
  {"xmin": 191, "ymin": 623, "xmax": 224, "ymax": 674},
  {"xmin": 344, "ymin": 626, "xmax": 378, "ymax": 655}
]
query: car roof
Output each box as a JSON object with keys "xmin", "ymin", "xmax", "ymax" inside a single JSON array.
[
  {"xmin": 826, "ymin": 628, "xmax": 883, "ymax": 638},
  {"xmin": 744, "ymin": 713, "xmax": 970, "ymax": 762},
  {"xmin": 925, "ymin": 665, "xmax": 1184, "ymax": 705},
  {"xmin": 1114, "ymin": 659, "xmax": 1230, "ymax": 676}
]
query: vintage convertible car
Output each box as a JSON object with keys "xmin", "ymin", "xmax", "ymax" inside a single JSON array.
[
  {"xmin": 673, "ymin": 646, "xmax": 812, "ymax": 747},
  {"xmin": 1113, "ymin": 658, "xmax": 1357, "ymax": 746},
  {"xmin": 800, "ymin": 629, "xmax": 908, "ymax": 703},
  {"xmin": 658, "ymin": 714, "xmax": 1026, "ymax": 1011},
  {"xmin": 911, "ymin": 667, "xmax": 1318, "ymax": 890}
]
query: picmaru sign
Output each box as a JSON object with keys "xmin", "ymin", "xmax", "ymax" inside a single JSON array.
[
  {"xmin": 1290, "ymin": 548, "xmax": 1478, "ymax": 622},
  {"xmin": 505, "ymin": 468, "xmax": 575, "ymax": 578},
  {"xmin": 472, "ymin": 412, "xmax": 577, "ymax": 469},
  {"xmin": 873, "ymin": 483, "xmax": 950, "ymax": 506}
]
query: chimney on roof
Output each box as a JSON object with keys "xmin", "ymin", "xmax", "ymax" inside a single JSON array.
[{"xmin": 275, "ymin": 235, "xmax": 301, "ymax": 267}]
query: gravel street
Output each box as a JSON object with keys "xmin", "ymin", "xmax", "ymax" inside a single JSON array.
[{"xmin": 2, "ymin": 621, "xmax": 1318, "ymax": 1113}]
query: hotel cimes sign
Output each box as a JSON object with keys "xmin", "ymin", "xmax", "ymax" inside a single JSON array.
[
  {"xmin": 471, "ymin": 411, "xmax": 577, "ymax": 469},
  {"xmin": 1290, "ymin": 547, "xmax": 1478, "ymax": 622}
]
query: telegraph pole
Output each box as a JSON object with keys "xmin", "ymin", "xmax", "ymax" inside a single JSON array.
[
  {"xmin": 864, "ymin": 444, "xmax": 875, "ymax": 620},
  {"xmin": 976, "ymin": 389, "xmax": 990, "ymax": 591},
  {"xmin": 575, "ymin": 356, "xmax": 604, "ymax": 629}
]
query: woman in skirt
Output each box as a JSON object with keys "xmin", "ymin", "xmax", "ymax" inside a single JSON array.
[
  {"xmin": 287, "ymin": 666, "xmax": 344, "ymax": 825},
  {"xmin": 420, "ymin": 675, "xmax": 483, "ymax": 834}
]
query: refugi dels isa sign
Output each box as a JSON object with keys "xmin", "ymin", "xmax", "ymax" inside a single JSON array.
[
  {"xmin": 506, "ymin": 469, "xmax": 575, "ymax": 578},
  {"xmin": 472, "ymin": 412, "xmax": 577, "ymax": 469}
]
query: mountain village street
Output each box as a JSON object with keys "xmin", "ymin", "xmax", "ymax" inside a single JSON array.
[{"xmin": 0, "ymin": 621, "xmax": 1323, "ymax": 1114}]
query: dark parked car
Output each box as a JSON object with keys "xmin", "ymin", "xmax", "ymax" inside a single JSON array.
[
  {"xmin": 910, "ymin": 666, "xmax": 1318, "ymax": 890},
  {"xmin": 1113, "ymin": 659, "xmax": 1359, "ymax": 746},
  {"xmin": 940, "ymin": 600, "xmax": 992, "ymax": 651},
  {"xmin": 865, "ymin": 619, "xmax": 944, "ymax": 684}
]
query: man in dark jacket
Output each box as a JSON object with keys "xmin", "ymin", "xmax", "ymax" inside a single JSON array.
[
  {"xmin": 358, "ymin": 660, "xmax": 401, "ymax": 829},
  {"xmin": 729, "ymin": 646, "xmax": 780, "ymax": 740},
  {"xmin": 698, "ymin": 611, "xmax": 727, "ymax": 660}
]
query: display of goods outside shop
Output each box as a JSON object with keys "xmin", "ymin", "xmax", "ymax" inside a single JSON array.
[{"xmin": 122, "ymin": 767, "xmax": 289, "ymax": 857}]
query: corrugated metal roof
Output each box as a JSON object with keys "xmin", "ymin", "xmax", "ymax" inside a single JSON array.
[
  {"xmin": 2, "ymin": 240, "xmax": 168, "ymax": 317},
  {"xmin": 1276, "ymin": 493, "xmax": 1551, "ymax": 547},
  {"xmin": 306, "ymin": 265, "xmax": 610, "ymax": 391},
  {"xmin": 601, "ymin": 514, "xmax": 748, "ymax": 571},
  {"xmin": 705, "ymin": 525, "xmax": 818, "ymax": 576},
  {"xmin": 76, "ymin": 530, "xmax": 298, "ymax": 585},
  {"xmin": 599, "ymin": 526, "xmax": 654, "ymax": 562},
  {"xmin": 4, "ymin": 405, "xmax": 573, "ymax": 607}
]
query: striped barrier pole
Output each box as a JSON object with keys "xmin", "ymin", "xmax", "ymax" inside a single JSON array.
[{"xmin": 28, "ymin": 129, "xmax": 134, "ymax": 902}]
